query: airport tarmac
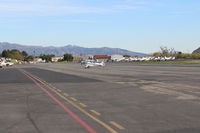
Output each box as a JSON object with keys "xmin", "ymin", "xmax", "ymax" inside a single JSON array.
[{"xmin": 1, "ymin": 63, "xmax": 200, "ymax": 133}]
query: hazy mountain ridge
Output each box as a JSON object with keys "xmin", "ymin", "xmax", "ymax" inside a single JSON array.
[
  {"xmin": 0, "ymin": 42, "xmax": 148, "ymax": 56},
  {"xmin": 193, "ymin": 47, "xmax": 200, "ymax": 54}
]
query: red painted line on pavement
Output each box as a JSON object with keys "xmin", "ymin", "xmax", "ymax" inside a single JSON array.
[{"xmin": 21, "ymin": 70, "xmax": 97, "ymax": 133}]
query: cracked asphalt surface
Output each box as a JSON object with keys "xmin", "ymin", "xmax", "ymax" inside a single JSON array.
[{"xmin": 1, "ymin": 63, "xmax": 200, "ymax": 133}]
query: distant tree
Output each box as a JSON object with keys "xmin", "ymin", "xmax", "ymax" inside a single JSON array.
[
  {"xmin": 160, "ymin": 46, "xmax": 169, "ymax": 55},
  {"xmin": 39, "ymin": 54, "xmax": 54, "ymax": 62},
  {"xmin": 153, "ymin": 46, "xmax": 176, "ymax": 57},
  {"xmin": 50, "ymin": 54, "xmax": 55, "ymax": 57},
  {"xmin": 160, "ymin": 46, "xmax": 176, "ymax": 56},
  {"xmin": 2, "ymin": 50, "xmax": 7, "ymax": 57},
  {"xmin": 177, "ymin": 51, "xmax": 182, "ymax": 55},
  {"xmin": 1, "ymin": 49, "xmax": 31, "ymax": 60},
  {"xmin": 123, "ymin": 55, "xmax": 131, "ymax": 58},
  {"xmin": 10, "ymin": 49, "xmax": 24, "ymax": 60},
  {"xmin": 63, "ymin": 53, "xmax": 74, "ymax": 62},
  {"xmin": 1, "ymin": 49, "xmax": 23, "ymax": 60},
  {"xmin": 22, "ymin": 51, "xmax": 28, "ymax": 57},
  {"xmin": 25, "ymin": 56, "xmax": 34, "ymax": 61},
  {"xmin": 2, "ymin": 50, "xmax": 10, "ymax": 58},
  {"xmin": 153, "ymin": 52, "xmax": 161, "ymax": 57}
]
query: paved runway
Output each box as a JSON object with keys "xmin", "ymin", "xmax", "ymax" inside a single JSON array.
[{"xmin": 1, "ymin": 64, "xmax": 200, "ymax": 133}]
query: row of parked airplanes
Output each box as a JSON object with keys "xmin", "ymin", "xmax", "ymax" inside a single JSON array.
[
  {"xmin": 1, "ymin": 56, "xmax": 176, "ymax": 69},
  {"xmin": 119, "ymin": 56, "xmax": 176, "ymax": 62},
  {"xmin": 81, "ymin": 56, "xmax": 176, "ymax": 68},
  {"xmin": 0, "ymin": 59, "xmax": 14, "ymax": 68}
]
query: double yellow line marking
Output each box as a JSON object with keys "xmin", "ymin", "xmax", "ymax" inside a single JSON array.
[
  {"xmin": 70, "ymin": 97, "xmax": 78, "ymax": 101},
  {"xmin": 57, "ymin": 89, "xmax": 62, "ymax": 92},
  {"xmin": 79, "ymin": 102, "xmax": 87, "ymax": 107},
  {"xmin": 20, "ymin": 69, "xmax": 123, "ymax": 133},
  {"xmin": 110, "ymin": 121, "xmax": 125, "ymax": 130},
  {"xmin": 50, "ymin": 87, "xmax": 119, "ymax": 133},
  {"xmin": 63, "ymin": 93, "xmax": 69, "ymax": 97},
  {"xmin": 90, "ymin": 110, "xmax": 101, "ymax": 116}
]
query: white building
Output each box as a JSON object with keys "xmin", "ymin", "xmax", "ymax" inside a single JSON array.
[
  {"xmin": 51, "ymin": 56, "xmax": 64, "ymax": 62},
  {"xmin": 34, "ymin": 58, "xmax": 45, "ymax": 63},
  {"xmin": 111, "ymin": 55, "xmax": 125, "ymax": 62}
]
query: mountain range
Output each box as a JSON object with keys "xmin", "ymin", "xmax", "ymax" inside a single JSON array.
[
  {"xmin": 0, "ymin": 42, "xmax": 148, "ymax": 56},
  {"xmin": 192, "ymin": 47, "xmax": 200, "ymax": 54}
]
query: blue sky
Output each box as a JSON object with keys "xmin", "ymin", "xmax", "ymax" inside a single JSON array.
[{"xmin": 0, "ymin": 0, "xmax": 200, "ymax": 53}]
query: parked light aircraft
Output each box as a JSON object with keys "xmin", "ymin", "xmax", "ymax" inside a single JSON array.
[
  {"xmin": 81, "ymin": 59, "xmax": 96, "ymax": 65},
  {"xmin": 85, "ymin": 62, "xmax": 105, "ymax": 68},
  {"xmin": 83, "ymin": 60, "xmax": 105, "ymax": 69},
  {"xmin": 0, "ymin": 60, "xmax": 14, "ymax": 68}
]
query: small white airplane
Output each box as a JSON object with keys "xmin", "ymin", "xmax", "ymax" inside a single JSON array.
[
  {"xmin": 81, "ymin": 59, "xmax": 96, "ymax": 65},
  {"xmin": 84, "ymin": 61, "xmax": 105, "ymax": 69},
  {"xmin": 0, "ymin": 60, "xmax": 14, "ymax": 68}
]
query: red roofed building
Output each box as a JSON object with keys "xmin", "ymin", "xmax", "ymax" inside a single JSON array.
[{"xmin": 93, "ymin": 55, "xmax": 111, "ymax": 62}]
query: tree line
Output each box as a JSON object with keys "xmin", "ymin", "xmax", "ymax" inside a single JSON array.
[
  {"xmin": 0, "ymin": 49, "xmax": 74, "ymax": 62},
  {"xmin": 1, "ymin": 49, "xmax": 34, "ymax": 61},
  {"xmin": 1, "ymin": 47, "xmax": 200, "ymax": 61},
  {"xmin": 153, "ymin": 46, "xmax": 200, "ymax": 59},
  {"xmin": 39, "ymin": 53, "xmax": 73, "ymax": 62}
]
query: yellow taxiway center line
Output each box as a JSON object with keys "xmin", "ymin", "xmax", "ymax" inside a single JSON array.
[
  {"xmin": 31, "ymin": 75, "xmax": 62, "ymax": 93},
  {"xmin": 22, "ymin": 70, "xmax": 118, "ymax": 133},
  {"xmin": 54, "ymin": 91, "xmax": 118, "ymax": 133},
  {"xmin": 57, "ymin": 89, "xmax": 62, "ymax": 92},
  {"xmin": 70, "ymin": 97, "xmax": 78, "ymax": 101},
  {"xmin": 110, "ymin": 121, "xmax": 125, "ymax": 130},
  {"xmin": 63, "ymin": 93, "xmax": 69, "ymax": 97},
  {"xmin": 79, "ymin": 103, "xmax": 87, "ymax": 107},
  {"xmin": 90, "ymin": 110, "xmax": 101, "ymax": 116}
]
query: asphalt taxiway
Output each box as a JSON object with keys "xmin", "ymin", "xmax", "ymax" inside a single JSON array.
[{"xmin": 1, "ymin": 63, "xmax": 200, "ymax": 133}]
